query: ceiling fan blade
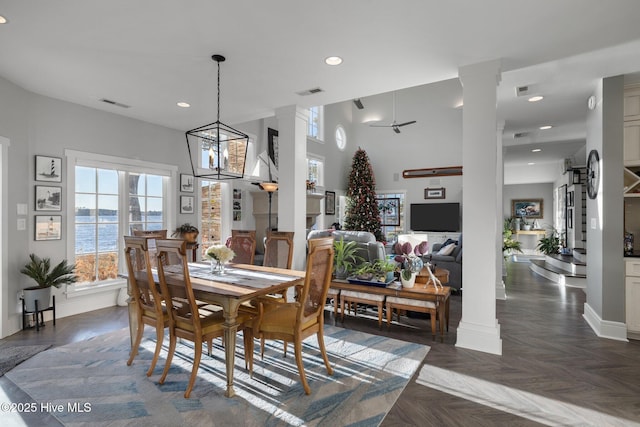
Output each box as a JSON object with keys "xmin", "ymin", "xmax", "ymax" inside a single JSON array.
[
  {"xmin": 369, "ymin": 123, "xmax": 393, "ymax": 127},
  {"xmin": 396, "ymin": 120, "xmax": 417, "ymax": 127}
]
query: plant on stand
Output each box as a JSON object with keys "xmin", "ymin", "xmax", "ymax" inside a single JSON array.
[{"xmin": 20, "ymin": 254, "xmax": 78, "ymax": 320}]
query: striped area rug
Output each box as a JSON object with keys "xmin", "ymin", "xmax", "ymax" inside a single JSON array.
[{"xmin": 5, "ymin": 325, "xmax": 428, "ymax": 426}]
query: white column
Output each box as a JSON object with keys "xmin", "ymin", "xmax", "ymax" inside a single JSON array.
[
  {"xmin": 456, "ymin": 59, "xmax": 503, "ymax": 355},
  {"xmin": 496, "ymin": 121, "xmax": 507, "ymax": 300},
  {"xmin": 276, "ymin": 105, "xmax": 308, "ymax": 270}
]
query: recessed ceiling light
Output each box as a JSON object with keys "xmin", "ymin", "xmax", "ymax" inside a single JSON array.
[
  {"xmin": 528, "ymin": 96, "xmax": 543, "ymax": 102},
  {"xmin": 539, "ymin": 125, "xmax": 552, "ymax": 130},
  {"xmin": 177, "ymin": 102, "xmax": 190, "ymax": 108},
  {"xmin": 0, "ymin": 15, "xmax": 7, "ymax": 24},
  {"xmin": 528, "ymin": 162, "xmax": 535, "ymax": 165},
  {"xmin": 325, "ymin": 56, "xmax": 343, "ymax": 66},
  {"xmin": 531, "ymin": 148, "xmax": 542, "ymax": 152}
]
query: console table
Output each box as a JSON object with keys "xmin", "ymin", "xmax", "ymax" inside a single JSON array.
[{"xmin": 331, "ymin": 267, "xmax": 450, "ymax": 339}]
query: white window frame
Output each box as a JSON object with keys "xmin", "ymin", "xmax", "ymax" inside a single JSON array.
[
  {"xmin": 335, "ymin": 124, "xmax": 347, "ymax": 150},
  {"xmin": 65, "ymin": 150, "xmax": 177, "ymax": 296},
  {"xmin": 306, "ymin": 153, "xmax": 325, "ymax": 188},
  {"xmin": 307, "ymin": 106, "xmax": 324, "ymax": 142}
]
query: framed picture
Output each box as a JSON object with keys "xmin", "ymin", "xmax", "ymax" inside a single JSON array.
[
  {"xmin": 511, "ymin": 199, "xmax": 543, "ymax": 219},
  {"xmin": 325, "ymin": 191, "xmax": 336, "ymax": 215},
  {"xmin": 180, "ymin": 174, "xmax": 194, "ymax": 192},
  {"xmin": 35, "ymin": 155, "xmax": 62, "ymax": 182},
  {"xmin": 35, "ymin": 185, "xmax": 62, "ymax": 211},
  {"xmin": 233, "ymin": 211, "xmax": 242, "ymax": 221},
  {"xmin": 377, "ymin": 197, "xmax": 400, "ymax": 226},
  {"xmin": 180, "ymin": 195, "xmax": 194, "ymax": 214},
  {"xmin": 268, "ymin": 128, "xmax": 279, "ymax": 169},
  {"xmin": 35, "ymin": 215, "xmax": 62, "ymax": 240},
  {"xmin": 424, "ymin": 187, "xmax": 446, "ymax": 199}
]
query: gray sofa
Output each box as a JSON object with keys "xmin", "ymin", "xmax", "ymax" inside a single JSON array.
[
  {"xmin": 306, "ymin": 229, "xmax": 386, "ymax": 267},
  {"xmin": 427, "ymin": 234, "xmax": 462, "ymax": 291}
]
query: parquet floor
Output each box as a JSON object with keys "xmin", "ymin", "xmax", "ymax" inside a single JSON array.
[{"xmin": 2, "ymin": 261, "xmax": 639, "ymax": 426}]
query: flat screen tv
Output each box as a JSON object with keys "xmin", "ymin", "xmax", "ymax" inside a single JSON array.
[{"xmin": 410, "ymin": 203, "xmax": 460, "ymax": 232}]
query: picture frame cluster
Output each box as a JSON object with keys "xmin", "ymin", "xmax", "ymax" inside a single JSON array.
[{"xmin": 34, "ymin": 155, "xmax": 63, "ymax": 240}]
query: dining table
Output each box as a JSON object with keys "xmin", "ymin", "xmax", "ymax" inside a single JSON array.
[{"xmin": 151, "ymin": 262, "xmax": 305, "ymax": 397}]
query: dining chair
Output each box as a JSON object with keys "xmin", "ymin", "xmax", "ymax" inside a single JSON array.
[
  {"xmin": 123, "ymin": 236, "xmax": 169, "ymax": 377},
  {"xmin": 154, "ymin": 238, "xmax": 253, "ymax": 398},
  {"xmin": 263, "ymin": 231, "xmax": 294, "ymax": 269},
  {"xmin": 229, "ymin": 229, "xmax": 257, "ymax": 265},
  {"xmin": 250, "ymin": 236, "xmax": 335, "ymax": 395},
  {"xmin": 131, "ymin": 229, "xmax": 168, "ymax": 267}
]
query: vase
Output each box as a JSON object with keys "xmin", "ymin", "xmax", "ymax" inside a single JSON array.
[
  {"xmin": 210, "ymin": 259, "xmax": 226, "ymax": 275},
  {"xmin": 400, "ymin": 272, "xmax": 417, "ymax": 288}
]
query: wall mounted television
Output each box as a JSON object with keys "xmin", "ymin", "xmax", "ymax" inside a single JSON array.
[{"xmin": 410, "ymin": 202, "xmax": 461, "ymax": 232}]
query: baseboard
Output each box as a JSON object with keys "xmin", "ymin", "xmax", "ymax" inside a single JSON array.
[{"xmin": 583, "ymin": 303, "xmax": 628, "ymax": 342}]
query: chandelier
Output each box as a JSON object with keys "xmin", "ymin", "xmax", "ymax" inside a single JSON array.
[{"xmin": 185, "ymin": 55, "xmax": 248, "ymax": 180}]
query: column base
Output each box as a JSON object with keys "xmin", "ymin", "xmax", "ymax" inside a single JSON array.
[{"xmin": 456, "ymin": 320, "xmax": 502, "ymax": 355}]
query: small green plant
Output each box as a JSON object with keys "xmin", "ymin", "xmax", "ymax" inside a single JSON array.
[
  {"xmin": 537, "ymin": 230, "xmax": 561, "ymax": 255},
  {"xmin": 503, "ymin": 218, "xmax": 522, "ymax": 257},
  {"xmin": 333, "ymin": 238, "xmax": 365, "ymax": 278},
  {"xmin": 171, "ymin": 223, "xmax": 198, "ymax": 237},
  {"xmin": 401, "ymin": 268, "xmax": 413, "ymax": 281},
  {"xmin": 20, "ymin": 254, "xmax": 78, "ymax": 288}
]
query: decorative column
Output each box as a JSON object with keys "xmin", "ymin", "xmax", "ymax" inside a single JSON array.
[
  {"xmin": 275, "ymin": 105, "xmax": 308, "ymax": 270},
  {"xmin": 456, "ymin": 59, "xmax": 503, "ymax": 355}
]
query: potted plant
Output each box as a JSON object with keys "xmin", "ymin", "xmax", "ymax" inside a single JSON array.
[
  {"xmin": 333, "ymin": 238, "xmax": 364, "ymax": 280},
  {"xmin": 20, "ymin": 254, "xmax": 78, "ymax": 312},
  {"xmin": 372, "ymin": 259, "xmax": 397, "ymax": 282},
  {"xmin": 172, "ymin": 223, "xmax": 199, "ymax": 243},
  {"xmin": 400, "ymin": 267, "xmax": 417, "ymax": 288},
  {"xmin": 537, "ymin": 230, "xmax": 561, "ymax": 255},
  {"xmin": 503, "ymin": 218, "xmax": 522, "ymax": 258}
]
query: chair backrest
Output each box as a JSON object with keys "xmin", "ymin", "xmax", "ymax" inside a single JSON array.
[
  {"xmin": 263, "ymin": 231, "xmax": 294, "ymax": 269},
  {"xmin": 154, "ymin": 239, "xmax": 203, "ymax": 335},
  {"xmin": 298, "ymin": 237, "xmax": 334, "ymax": 322},
  {"xmin": 229, "ymin": 229, "xmax": 256, "ymax": 265},
  {"xmin": 132, "ymin": 229, "xmax": 168, "ymax": 267},
  {"xmin": 124, "ymin": 236, "xmax": 165, "ymax": 319}
]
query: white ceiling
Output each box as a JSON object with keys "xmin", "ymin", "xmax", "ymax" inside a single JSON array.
[{"xmin": 2, "ymin": 1, "xmax": 640, "ymax": 184}]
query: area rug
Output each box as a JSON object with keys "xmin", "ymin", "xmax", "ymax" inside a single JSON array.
[
  {"xmin": 5, "ymin": 326, "xmax": 428, "ymax": 426},
  {"xmin": 0, "ymin": 343, "xmax": 51, "ymax": 376}
]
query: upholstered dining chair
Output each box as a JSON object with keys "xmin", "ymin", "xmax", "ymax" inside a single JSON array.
[
  {"xmin": 263, "ymin": 231, "xmax": 294, "ymax": 269},
  {"xmin": 250, "ymin": 236, "xmax": 335, "ymax": 395},
  {"xmin": 154, "ymin": 238, "xmax": 253, "ymax": 398},
  {"xmin": 229, "ymin": 229, "xmax": 257, "ymax": 265},
  {"xmin": 123, "ymin": 236, "xmax": 169, "ymax": 377}
]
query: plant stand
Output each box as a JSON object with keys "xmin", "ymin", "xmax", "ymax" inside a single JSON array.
[{"xmin": 21, "ymin": 295, "xmax": 55, "ymax": 331}]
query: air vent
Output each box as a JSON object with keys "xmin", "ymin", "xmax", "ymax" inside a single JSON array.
[
  {"xmin": 99, "ymin": 98, "xmax": 130, "ymax": 108},
  {"xmin": 295, "ymin": 87, "xmax": 323, "ymax": 96},
  {"xmin": 514, "ymin": 132, "xmax": 529, "ymax": 138},
  {"xmin": 515, "ymin": 84, "xmax": 539, "ymax": 97}
]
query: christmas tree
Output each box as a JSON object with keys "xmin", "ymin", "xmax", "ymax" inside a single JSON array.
[{"xmin": 344, "ymin": 148, "xmax": 383, "ymax": 241}]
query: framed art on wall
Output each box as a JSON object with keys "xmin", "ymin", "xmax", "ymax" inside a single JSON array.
[
  {"xmin": 35, "ymin": 185, "xmax": 62, "ymax": 211},
  {"xmin": 180, "ymin": 174, "xmax": 194, "ymax": 192},
  {"xmin": 424, "ymin": 187, "xmax": 446, "ymax": 199},
  {"xmin": 511, "ymin": 199, "xmax": 543, "ymax": 219},
  {"xmin": 35, "ymin": 215, "xmax": 62, "ymax": 240},
  {"xmin": 268, "ymin": 128, "xmax": 279, "ymax": 169},
  {"xmin": 180, "ymin": 196, "xmax": 194, "ymax": 214},
  {"xmin": 35, "ymin": 155, "xmax": 62, "ymax": 182},
  {"xmin": 325, "ymin": 191, "xmax": 336, "ymax": 215}
]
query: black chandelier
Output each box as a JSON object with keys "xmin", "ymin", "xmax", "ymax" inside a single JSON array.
[{"xmin": 185, "ymin": 54, "xmax": 249, "ymax": 180}]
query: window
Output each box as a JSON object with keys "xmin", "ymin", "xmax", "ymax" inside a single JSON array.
[
  {"xmin": 68, "ymin": 151, "xmax": 175, "ymax": 285},
  {"xmin": 307, "ymin": 106, "xmax": 324, "ymax": 141},
  {"xmin": 377, "ymin": 192, "xmax": 406, "ymax": 244},
  {"xmin": 335, "ymin": 125, "xmax": 347, "ymax": 150},
  {"xmin": 306, "ymin": 154, "xmax": 324, "ymax": 188}
]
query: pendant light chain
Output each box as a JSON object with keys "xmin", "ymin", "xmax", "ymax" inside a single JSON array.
[{"xmin": 216, "ymin": 59, "xmax": 221, "ymax": 123}]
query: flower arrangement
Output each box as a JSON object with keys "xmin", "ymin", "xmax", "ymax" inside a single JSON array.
[
  {"xmin": 205, "ymin": 245, "xmax": 235, "ymax": 263},
  {"xmin": 393, "ymin": 241, "xmax": 427, "ymax": 273}
]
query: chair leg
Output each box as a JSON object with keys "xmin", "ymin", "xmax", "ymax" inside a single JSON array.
[
  {"xmin": 283, "ymin": 341, "xmax": 288, "ymax": 358},
  {"xmin": 294, "ymin": 339, "xmax": 311, "ymax": 395},
  {"xmin": 207, "ymin": 340, "xmax": 212, "ymax": 357},
  {"xmin": 146, "ymin": 323, "xmax": 164, "ymax": 376},
  {"xmin": 185, "ymin": 340, "xmax": 202, "ymax": 398},
  {"xmin": 127, "ymin": 318, "xmax": 144, "ymax": 366},
  {"xmin": 159, "ymin": 332, "xmax": 176, "ymax": 385},
  {"xmin": 317, "ymin": 330, "xmax": 334, "ymax": 376}
]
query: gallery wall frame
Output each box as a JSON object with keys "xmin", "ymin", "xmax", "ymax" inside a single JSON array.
[
  {"xmin": 35, "ymin": 185, "xmax": 62, "ymax": 211},
  {"xmin": 180, "ymin": 195, "xmax": 194, "ymax": 214},
  {"xmin": 424, "ymin": 187, "xmax": 446, "ymax": 199},
  {"xmin": 35, "ymin": 215, "xmax": 62, "ymax": 240},
  {"xmin": 511, "ymin": 198, "xmax": 543, "ymax": 219},
  {"xmin": 180, "ymin": 173, "xmax": 194, "ymax": 192},
  {"xmin": 325, "ymin": 191, "xmax": 336, "ymax": 215},
  {"xmin": 268, "ymin": 128, "xmax": 279, "ymax": 169},
  {"xmin": 35, "ymin": 155, "xmax": 62, "ymax": 182}
]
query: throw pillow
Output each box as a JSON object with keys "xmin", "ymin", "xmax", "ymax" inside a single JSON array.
[
  {"xmin": 437, "ymin": 242, "xmax": 456, "ymax": 256},
  {"xmin": 442, "ymin": 238, "xmax": 458, "ymax": 247}
]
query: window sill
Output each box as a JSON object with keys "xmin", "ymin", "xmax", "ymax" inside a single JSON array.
[
  {"xmin": 307, "ymin": 136, "xmax": 324, "ymax": 144},
  {"xmin": 66, "ymin": 278, "xmax": 127, "ymax": 299}
]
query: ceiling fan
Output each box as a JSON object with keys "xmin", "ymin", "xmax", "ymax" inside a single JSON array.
[{"xmin": 370, "ymin": 92, "xmax": 416, "ymax": 134}]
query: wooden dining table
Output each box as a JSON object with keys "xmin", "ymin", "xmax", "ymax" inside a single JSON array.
[{"xmin": 151, "ymin": 262, "xmax": 305, "ymax": 397}]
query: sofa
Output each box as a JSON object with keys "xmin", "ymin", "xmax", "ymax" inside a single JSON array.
[
  {"xmin": 306, "ymin": 229, "xmax": 386, "ymax": 267},
  {"xmin": 427, "ymin": 234, "xmax": 462, "ymax": 291}
]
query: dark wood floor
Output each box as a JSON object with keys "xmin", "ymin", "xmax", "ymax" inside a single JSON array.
[{"xmin": 2, "ymin": 262, "xmax": 639, "ymax": 426}]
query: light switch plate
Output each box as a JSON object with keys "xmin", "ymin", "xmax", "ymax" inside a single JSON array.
[
  {"xmin": 590, "ymin": 218, "xmax": 597, "ymax": 229},
  {"xmin": 17, "ymin": 203, "xmax": 27, "ymax": 215},
  {"xmin": 17, "ymin": 218, "xmax": 26, "ymax": 230}
]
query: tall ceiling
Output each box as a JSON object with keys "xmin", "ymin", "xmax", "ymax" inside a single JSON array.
[{"xmin": 2, "ymin": 1, "xmax": 640, "ymax": 184}]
